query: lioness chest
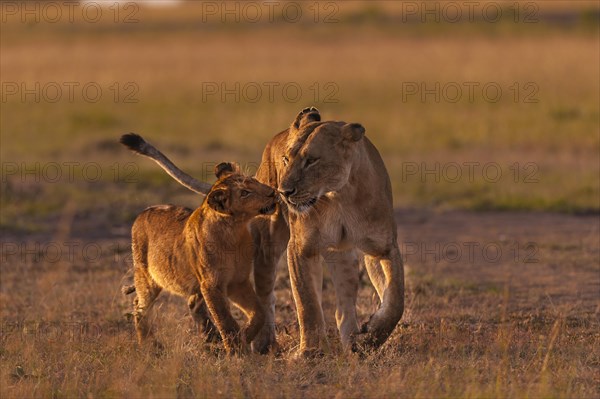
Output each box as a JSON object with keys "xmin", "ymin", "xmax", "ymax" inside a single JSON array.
[
  {"xmin": 300, "ymin": 195, "xmax": 390, "ymax": 255},
  {"xmin": 309, "ymin": 198, "xmax": 361, "ymax": 251}
]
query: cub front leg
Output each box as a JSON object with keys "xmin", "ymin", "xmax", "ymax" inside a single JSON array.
[
  {"xmin": 200, "ymin": 282, "xmax": 242, "ymax": 354},
  {"xmin": 228, "ymin": 280, "xmax": 266, "ymax": 346},
  {"xmin": 187, "ymin": 293, "xmax": 220, "ymax": 343}
]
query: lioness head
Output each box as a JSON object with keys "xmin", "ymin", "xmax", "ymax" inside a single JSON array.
[
  {"xmin": 278, "ymin": 107, "xmax": 366, "ymax": 214},
  {"xmin": 206, "ymin": 162, "xmax": 277, "ymax": 217}
]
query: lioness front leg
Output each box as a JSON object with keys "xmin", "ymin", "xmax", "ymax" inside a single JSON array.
[
  {"xmin": 229, "ymin": 280, "xmax": 266, "ymax": 346},
  {"xmin": 200, "ymin": 282, "xmax": 242, "ymax": 354},
  {"xmin": 287, "ymin": 232, "xmax": 327, "ymax": 357},
  {"xmin": 357, "ymin": 245, "xmax": 405, "ymax": 351},
  {"xmin": 251, "ymin": 214, "xmax": 289, "ymax": 353},
  {"xmin": 325, "ymin": 249, "xmax": 360, "ymax": 349}
]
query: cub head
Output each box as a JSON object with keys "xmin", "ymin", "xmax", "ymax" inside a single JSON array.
[
  {"xmin": 278, "ymin": 107, "xmax": 365, "ymax": 214},
  {"xmin": 205, "ymin": 162, "xmax": 277, "ymax": 218}
]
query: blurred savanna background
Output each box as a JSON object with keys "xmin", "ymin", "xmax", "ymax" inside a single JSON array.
[{"xmin": 1, "ymin": 1, "xmax": 599, "ymax": 398}]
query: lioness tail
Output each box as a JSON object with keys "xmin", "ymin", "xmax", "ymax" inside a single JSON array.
[{"xmin": 119, "ymin": 133, "xmax": 212, "ymax": 195}]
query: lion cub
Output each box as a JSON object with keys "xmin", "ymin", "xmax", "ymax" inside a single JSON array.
[{"xmin": 127, "ymin": 162, "xmax": 277, "ymax": 354}]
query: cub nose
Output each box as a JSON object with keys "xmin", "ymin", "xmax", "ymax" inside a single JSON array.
[{"xmin": 278, "ymin": 187, "xmax": 296, "ymax": 198}]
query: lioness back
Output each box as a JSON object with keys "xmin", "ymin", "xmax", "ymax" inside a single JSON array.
[{"xmin": 132, "ymin": 205, "xmax": 199, "ymax": 297}]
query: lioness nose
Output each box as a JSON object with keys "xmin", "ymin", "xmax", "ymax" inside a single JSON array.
[{"xmin": 279, "ymin": 187, "xmax": 296, "ymax": 198}]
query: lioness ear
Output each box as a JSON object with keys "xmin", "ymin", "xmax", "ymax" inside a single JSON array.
[
  {"xmin": 342, "ymin": 123, "xmax": 365, "ymax": 142},
  {"xmin": 206, "ymin": 188, "xmax": 229, "ymax": 213},
  {"xmin": 292, "ymin": 106, "xmax": 321, "ymax": 130},
  {"xmin": 214, "ymin": 162, "xmax": 239, "ymax": 179}
]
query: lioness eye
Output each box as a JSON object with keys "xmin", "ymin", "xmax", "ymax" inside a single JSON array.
[
  {"xmin": 305, "ymin": 157, "xmax": 319, "ymax": 167},
  {"xmin": 282, "ymin": 156, "xmax": 289, "ymax": 166},
  {"xmin": 240, "ymin": 190, "xmax": 251, "ymax": 198}
]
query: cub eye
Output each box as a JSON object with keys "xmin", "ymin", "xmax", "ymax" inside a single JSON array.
[
  {"xmin": 282, "ymin": 156, "xmax": 289, "ymax": 166},
  {"xmin": 240, "ymin": 190, "xmax": 251, "ymax": 198},
  {"xmin": 305, "ymin": 157, "xmax": 319, "ymax": 167}
]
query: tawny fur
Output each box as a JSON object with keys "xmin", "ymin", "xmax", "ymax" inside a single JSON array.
[
  {"xmin": 120, "ymin": 108, "xmax": 405, "ymax": 357},
  {"xmin": 127, "ymin": 162, "xmax": 276, "ymax": 354},
  {"xmin": 269, "ymin": 109, "xmax": 405, "ymax": 356}
]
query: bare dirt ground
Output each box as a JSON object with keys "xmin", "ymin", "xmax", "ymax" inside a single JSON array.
[
  {"xmin": 1, "ymin": 209, "xmax": 598, "ymax": 397},
  {"xmin": 396, "ymin": 209, "xmax": 599, "ymax": 317}
]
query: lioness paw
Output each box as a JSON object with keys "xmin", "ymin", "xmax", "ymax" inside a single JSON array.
[
  {"xmin": 251, "ymin": 325, "xmax": 277, "ymax": 354},
  {"xmin": 350, "ymin": 332, "xmax": 378, "ymax": 356},
  {"xmin": 291, "ymin": 347, "xmax": 325, "ymax": 360}
]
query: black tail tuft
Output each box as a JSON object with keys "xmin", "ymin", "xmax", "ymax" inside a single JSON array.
[{"xmin": 119, "ymin": 133, "xmax": 146, "ymax": 154}]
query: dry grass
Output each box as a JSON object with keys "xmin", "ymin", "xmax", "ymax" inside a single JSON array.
[
  {"xmin": 1, "ymin": 211, "xmax": 598, "ymax": 398},
  {"xmin": 1, "ymin": 2, "xmax": 599, "ymax": 398}
]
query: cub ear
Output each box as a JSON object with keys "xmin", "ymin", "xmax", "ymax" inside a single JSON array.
[
  {"xmin": 206, "ymin": 188, "xmax": 229, "ymax": 213},
  {"xmin": 292, "ymin": 106, "xmax": 321, "ymax": 130},
  {"xmin": 214, "ymin": 162, "xmax": 239, "ymax": 179},
  {"xmin": 341, "ymin": 123, "xmax": 365, "ymax": 142}
]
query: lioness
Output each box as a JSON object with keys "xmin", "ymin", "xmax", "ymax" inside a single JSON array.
[
  {"xmin": 120, "ymin": 108, "xmax": 404, "ymax": 357},
  {"xmin": 124, "ymin": 157, "xmax": 277, "ymax": 354}
]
